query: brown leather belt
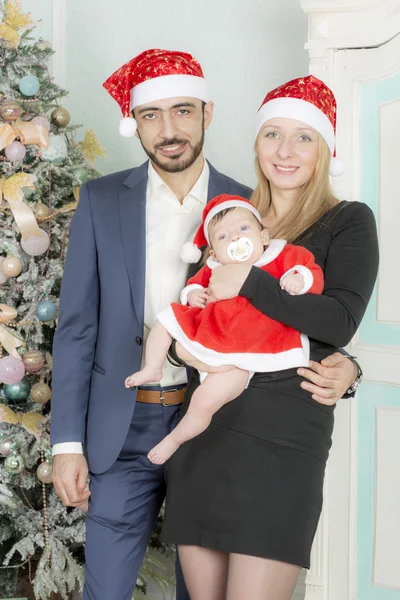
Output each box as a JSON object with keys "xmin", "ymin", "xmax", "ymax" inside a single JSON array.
[{"xmin": 136, "ymin": 387, "xmax": 186, "ymax": 406}]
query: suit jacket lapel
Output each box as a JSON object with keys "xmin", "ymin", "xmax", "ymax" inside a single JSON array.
[{"xmin": 118, "ymin": 162, "xmax": 148, "ymax": 328}]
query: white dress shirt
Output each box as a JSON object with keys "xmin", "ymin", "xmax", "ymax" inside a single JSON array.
[{"xmin": 53, "ymin": 160, "xmax": 209, "ymax": 456}]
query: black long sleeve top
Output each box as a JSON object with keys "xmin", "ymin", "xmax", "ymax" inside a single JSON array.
[{"xmin": 239, "ymin": 201, "xmax": 379, "ymax": 361}]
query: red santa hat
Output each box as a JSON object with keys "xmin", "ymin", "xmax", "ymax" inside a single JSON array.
[
  {"xmin": 181, "ymin": 194, "xmax": 262, "ymax": 263},
  {"xmin": 103, "ymin": 48, "xmax": 208, "ymax": 137},
  {"xmin": 256, "ymin": 75, "xmax": 343, "ymax": 177}
]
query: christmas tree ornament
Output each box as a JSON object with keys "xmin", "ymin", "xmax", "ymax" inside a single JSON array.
[
  {"xmin": 0, "ymin": 257, "xmax": 9, "ymax": 285},
  {"xmin": 73, "ymin": 186, "xmax": 80, "ymax": 203},
  {"xmin": 0, "ymin": 304, "xmax": 24, "ymax": 358},
  {"xmin": 0, "ymin": 438, "xmax": 13, "ymax": 456},
  {"xmin": 5, "ymin": 140, "xmax": 26, "ymax": 162},
  {"xmin": 0, "ymin": 403, "xmax": 47, "ymax": 440},
  {"xmin": 32, "ymin": 115, "xmax": 51, "ymax": 130},
  {"xmin": 34, "ymin": 201, "xmax": 49, "ymax": 221},
  {"xmin": 51, "ymin": 107, "xmax": 70, "ymax": 128},
  {"xmin": 3, "ymin": 378, "xmax": 31, "ymax": 402},
  {"xmin": 19, "ymin": 74, "xmax": 40, "ymax": 97},
  {"xmin": 0, "ymin": 117, "xmax": 49, "ymax": 151},
  {"xmin": 37, "ymin": 459, "xmax": 53, "ymax": 483},
  {"xmin": 35, "ymin": 300, "xmax": 57, "ymax": 322},
  {"xmin": 1, "ymin": 172, "xmax": 50, "ymax": 256},
  {"xmin": 71, "ymin": 165, "xmax": 89, "ymax": 183},
  {"xmin": 4, "ymin": 450, "xmax": 25, "ymax": 474},
  {"xmin": 78, "ymin": 129, "xmax": 107, "ymax": 163},
  {"xmin": 22, "ymin": 349, "xmax": 45, "ymax": 373},
  {"xmin": 0, "ymin": 0, "xmax": 33, "ymax": 49},
  {"xmin": 20, "ymin": 230, "xmax": 50, "ymax": 256},
  {"xmin": 30, "ymin": 381, "xmax": 51, "ymax": 404},
  {"xmin": 0, "ymin": 122, "xmax": 16, "ymax": 149},
  {"xmin": 34, "ymin": 38, "xmax": 51, "ymax": 50},
  {"xmin": 40, "ymin": 133, "xmax": 68, "ymax": 162},
  {"xmin": 1, "ymin": 256, "xmax": 22, "ymax": 277},
  {"xmin": 0, "ymin": 355, "xmax": 25, "ymax": 384},
  {"xmin": 15, "ymin": 117, "xmax": 49, "ymax": 147},
  {"xmin": 0, "ymin": 99, "xmax": 23, "ymax": 121}
]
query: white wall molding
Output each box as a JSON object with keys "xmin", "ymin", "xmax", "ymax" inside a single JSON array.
[{"xmin": 300, "ymin": 0, "xmax": 400, "ymax": 50}]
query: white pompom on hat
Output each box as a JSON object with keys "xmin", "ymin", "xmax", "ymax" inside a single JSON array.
[
  {"xmin": 255, "ymin": 75, "xmax": 344, "ymax": 177},
  {"xmin": 103, "ymin": 49, "xmax": 209, "ymax": 138},
  {"xmin": 181, "ymin": 194, "xmax": 263, "ymax": 263}
]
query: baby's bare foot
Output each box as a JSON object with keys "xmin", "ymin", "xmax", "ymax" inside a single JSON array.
[
  {"xmin": 125, "ymin": 366, "xmax": 162, "ymax": 388},
  {"xmin": 147, "ymin": 436, "xmax": 181, "ymax": 465}
]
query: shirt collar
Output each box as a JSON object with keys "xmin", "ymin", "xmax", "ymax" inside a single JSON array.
[{"xmin": 147, "ymin": 159, "xmax": 209, "ymax": 206}]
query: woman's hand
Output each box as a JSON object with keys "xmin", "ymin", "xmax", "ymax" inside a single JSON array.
[
  {"xmin": 297, "ymin": 353, "xmax": 358, "ymax": 405},
  {"xmin": 208, "ymin": 264, "xmax": 252, "ymax": 302}
]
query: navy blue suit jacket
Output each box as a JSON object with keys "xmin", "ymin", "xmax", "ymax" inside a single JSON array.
[{"xmin": 51, "ymin": 161, "xmax": 252, "ymax": 474}]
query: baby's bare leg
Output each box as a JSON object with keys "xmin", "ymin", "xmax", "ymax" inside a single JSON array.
[
  {"xmin": 175, "ymin": 341, "xmax": 235, "ymax": 373},
  {"xmin": 125, "ymin": 320, "xmax": 172, "ymax": 387},
  {"xmin": 148, "ymin": 368, "xmax": 249, "ymax": 464}
]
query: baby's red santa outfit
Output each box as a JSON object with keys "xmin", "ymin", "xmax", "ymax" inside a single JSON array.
[{"xmin": 158, "ymin": 195, "xmax": 324, "ymax": 373}]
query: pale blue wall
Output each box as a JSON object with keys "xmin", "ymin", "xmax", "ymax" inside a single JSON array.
[{"xmin": 60, "ymin": 0, "xmax": 308, "ymax": 187}]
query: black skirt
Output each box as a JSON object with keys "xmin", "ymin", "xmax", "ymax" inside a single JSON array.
[{"xmin": 161, "ymin": 369, "xmax": 335, "ymax": 568}]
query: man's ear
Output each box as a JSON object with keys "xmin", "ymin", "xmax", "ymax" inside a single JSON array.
[
  {"xmin": 261, "ymin": 228, "xmax": 270, "ymax": 246},
  {"xmin": 203, "ymin": 101, "xmax": 214, "ymax": 131},
  {"xmin": 132, "ymin": 110, "xmax": 140, "ymax": 139}
]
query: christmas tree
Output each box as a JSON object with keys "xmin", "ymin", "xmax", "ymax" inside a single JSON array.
[{"xmin": 0, "ymin": 2, "xmax": 172, "ymax": 598}]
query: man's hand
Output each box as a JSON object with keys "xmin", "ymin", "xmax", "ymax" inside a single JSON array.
[
  {"xmin": 297, "ymin": 352, "xmax": 358, "ymax": 405},
  {"xmin": 208, "ymin": 264, "xmax": 251, "ymax": 301},
  {"xmin": 53, "ymin": 453, "xmax": 91, "ymax": 509}
]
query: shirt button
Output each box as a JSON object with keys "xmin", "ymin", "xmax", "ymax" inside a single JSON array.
[{"xmin": 136, "ymin": 336, "xmax": 142, "ymax": 345}]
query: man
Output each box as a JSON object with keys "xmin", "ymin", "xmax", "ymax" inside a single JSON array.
[{"xmin": 51, "ymin": 49, "xmax": 360, "ymax": 600}]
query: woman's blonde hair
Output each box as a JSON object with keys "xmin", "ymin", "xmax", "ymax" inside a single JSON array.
[{"xmin": 251, "ymin": 136, "xmax": 339, "ymax": 243}]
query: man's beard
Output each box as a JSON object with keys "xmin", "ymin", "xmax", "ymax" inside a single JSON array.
[{"xmin": 139, "ymin": 124, "xmax": 205, "ymax": 173}]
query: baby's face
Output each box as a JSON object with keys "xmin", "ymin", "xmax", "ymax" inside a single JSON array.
[{"xmin": 208, "ymin": 207, "xmax": 269, "ymax": 264}]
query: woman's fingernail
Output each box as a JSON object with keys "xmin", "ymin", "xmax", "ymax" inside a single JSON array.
[
  {"xmin": 298, "ymin": 369, "xmax": 305, "ymax": 376},
  {"xmin": 301, "ymin": 382, "xmax": 309, "ymax": 389}
]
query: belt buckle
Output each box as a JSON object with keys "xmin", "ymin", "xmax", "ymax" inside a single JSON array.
[{"xmin": 160, "ymin": 388, "xmax": 180, "ymax": 407}]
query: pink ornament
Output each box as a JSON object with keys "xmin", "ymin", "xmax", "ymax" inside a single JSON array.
[
  {"xmin": 32, "ymin": 116, "xmax": 51, "ymax": 131},
  {"xmin": 0, "ymin": 356, "xmax": 25, "ymax": 384},
  {"xmin": 20, "ymin": 230, "xmax": 50, "ymax": 256},
  {"xmin": 5, "ymin": 141, "xmax": 26, "ymax": 162},
  {"xmin": 0, "ymin": 257, "xmax": 8, "ymax": 285},
  {"xmin": 22, "ymin": 349, "xmax": 45, "ymax": 373}
]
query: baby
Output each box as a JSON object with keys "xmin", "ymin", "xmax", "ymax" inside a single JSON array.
[{"xmin": 125, "ymin": 194, "xmax": 324, "ymax": 464}]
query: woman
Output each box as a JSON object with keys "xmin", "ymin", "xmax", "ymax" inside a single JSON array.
[{"xmin": 161, "ymin": 75, "xmax": 379, "ymax": 600}]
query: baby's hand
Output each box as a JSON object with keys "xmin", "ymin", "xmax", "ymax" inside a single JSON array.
[
  {"xmin": 188, "ymin": 288, "xmax": 208, "ymax": 308},
  {"xmin": 280, "ymin": 272, "xmax": 304, "ymax": 295}
]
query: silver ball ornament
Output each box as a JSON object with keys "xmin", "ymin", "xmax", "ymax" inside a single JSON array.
[
  {"xmin": 36, "ymin": 460, "xmax": 53, "ymax": 483},
  {"xmin": 0, "ymin": 439, "xmax": 13, "ymax": 456},
  {"xmin": 4, "ymin": 452, "xmax": 25, "ymax": 474}
]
